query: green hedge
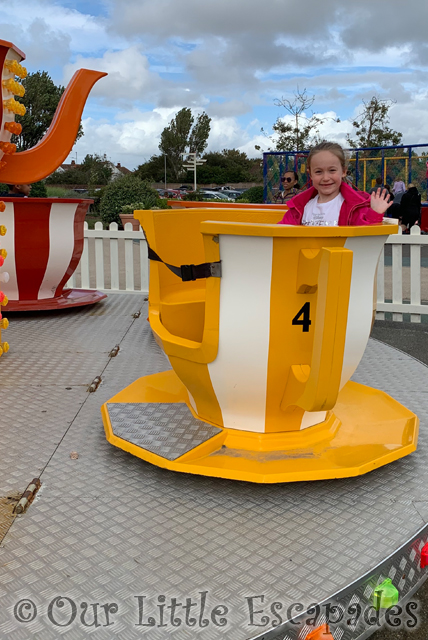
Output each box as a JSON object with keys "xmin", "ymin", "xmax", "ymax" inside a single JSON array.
[
  {"xmin": 120, "ymin": 199, "xmax": 170, "ymax": 215},
  {"xmin": 236, "ymin": 186, "xmax": 264, "ymax": 204},
  {"xmin": 100, "ymin": 175, "xmax": 166, "ymax": 225},
  {"xmin": 0, "ymin": 181, "xmax": 48, "ymax": 197},
  {"xmin": 29, "ymin": 181, "xmax": 48, "ymax": 197}
]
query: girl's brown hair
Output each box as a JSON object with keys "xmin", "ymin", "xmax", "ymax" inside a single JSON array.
[{"xmin": 307, "ymin": 141, "xmax": 347, "ymax": 172}]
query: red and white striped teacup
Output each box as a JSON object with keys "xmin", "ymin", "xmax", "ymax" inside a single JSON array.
[{"xmin": 0, "ymin": 197, "xmax": 106, "ymax": 311}]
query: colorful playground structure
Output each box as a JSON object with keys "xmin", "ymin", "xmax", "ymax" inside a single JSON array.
[
  {"xmin": 0, "ymin": 39, "xmax": 107, "ymax": 311},
  {"xmin": 264, "ymin": 143, "xmax": 428, "ymax": 203},
  {"xmin": 102, "ymin": 207, "xmax": 418, "ymax": 483}
]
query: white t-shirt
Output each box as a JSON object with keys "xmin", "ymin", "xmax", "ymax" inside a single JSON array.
[{"xmin": 301, "ymin": 193, "xmax": 344, "ymax": 226}]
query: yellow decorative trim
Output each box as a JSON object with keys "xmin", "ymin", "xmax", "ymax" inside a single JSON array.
[{"xmin": 200, "ymin": 220, "xmax": 398, "ymax": 238}]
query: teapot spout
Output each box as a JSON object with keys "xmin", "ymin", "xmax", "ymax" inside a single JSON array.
[{"xmin": 0, "ymin": 69, "xmax": 107, "ymax": 183}]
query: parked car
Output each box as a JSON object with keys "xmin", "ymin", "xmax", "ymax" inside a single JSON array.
[
  {"xmin": 165, "ymin": 189, "xmax": 182, "ymax": 199},
  {"xmin": 156, "ymin": 188, "xmax": 184, "ymax": 198},
  {"xmin": 200, "ymin": 190, "xmax": 234, "ymax": 202},
  {"xmin": 220, "ymin": 190, "xmax": 242, "ymax": 200}
]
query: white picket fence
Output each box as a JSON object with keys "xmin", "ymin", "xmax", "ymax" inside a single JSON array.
[
  {"xmin": 376, "ymin": 224, "xmax": 428, "ymax": 322},
  {"xmin": 66, "ymin": 222, "xmax": 148, "ymax": 294},
  {"xmin": 67, "ymin": 221, "xmax": 428, "ymax": 322}
]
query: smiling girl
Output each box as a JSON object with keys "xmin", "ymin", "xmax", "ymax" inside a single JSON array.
[{"xmin": 278, "ymin": 141, "xmax": 392, "ymax": 226}]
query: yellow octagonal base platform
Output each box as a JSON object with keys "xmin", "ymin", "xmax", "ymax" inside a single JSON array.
[{"xmin": 101, "ymin": 370, "xmax": 419, "ymax": 484}]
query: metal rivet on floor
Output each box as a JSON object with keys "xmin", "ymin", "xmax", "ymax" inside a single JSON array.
[
  {"xmin": 13, "ymin": 478, "xmax": 41, "ymax": 515},
  {"xmin": 88, "ymin": 376, "xmax": 102, "ymax": 393}
]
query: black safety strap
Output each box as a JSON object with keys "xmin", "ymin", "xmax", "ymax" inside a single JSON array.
[{"xmin": 147, "ymin": 245, "xmax": 221, "ymax": 282}]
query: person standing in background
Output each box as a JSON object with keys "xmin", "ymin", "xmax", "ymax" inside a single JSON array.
[
  {"xmin": 369, "ymin": 177, "xmax": 384, "ymax": 194},
  {"xmin": 345, "ymin": 169, "xmax": 354, "ymax": 187},
  {"xmin": 5, "ymin": 184, "xmax": 32, "ymax": 197},
  {"xmin": 392, "ymin": 178, "xmax": 406, "ymax": 196},
  {"xmin": 275, "ymin": 170, "xmax": 300, "ymax": 203},
  {"xmin": 399, "ymin": 183, "xmax": 421, "ymax": 233}
]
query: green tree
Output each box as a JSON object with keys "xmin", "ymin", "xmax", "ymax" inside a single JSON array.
[
  {"xmin": 197, "ymin": 149, "xmax": 253, "ymax": 184},
  {"xmin": 188, "ymin": 112, "xmax": 211, "ymax": 154},
  {"xmin": 100, "ymin": 174, "xmax": 163, "ymax": 226},
  {"xmin": 46, "ymin": 166, "xmax": 84, "ymax": 185},
  {"xmin": 135, "ymin": 148, "xmax": 262, "ymax": 186},
  {"xmin": 13, "ymin": 71, "xmax": 83, "ymax": 151},
  {"xmin": 79, "ymin": 154, "xmax": 113, "ymax": 186},
  {"xmin": 135, "ymin": 155, "xmax": 170, "ymax": 183},
  {"xmin": 159, "ymin": 108, "xmax": 211, "ymax": 180},
  {"xmin": 346, "ymin": 96, "xmax": 402, "ymax": 151},
  {"xmin": 46, "ymin": 154, "xmax": 113, "ymax": 186},
  {"xmin": 248, "ymin": 157, "xmax": 263, "ymax": 182}
]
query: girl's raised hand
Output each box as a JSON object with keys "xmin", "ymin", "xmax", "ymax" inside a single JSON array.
[{"xmin": 370, "ymin": 188, "xmax": 393, "ymax": 214}]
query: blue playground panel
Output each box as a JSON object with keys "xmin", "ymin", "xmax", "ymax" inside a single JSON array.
[{"xmin": 264, "ymin": 143, "xmax": 428, "ymax": 203}]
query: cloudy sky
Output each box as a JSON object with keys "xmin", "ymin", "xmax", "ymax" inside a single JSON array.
[{"xmin": 2, "ymin": 0, "xmax": 428, "ymax": 170}]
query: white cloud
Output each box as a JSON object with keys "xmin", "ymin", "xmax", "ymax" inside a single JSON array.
[
  {"xmin": 63, "ymin": 47, "xmax": 160, "ymax": 103},
  {"xmin": 69, "ymin": 109, "xmax": 176, "ymax": 169},
  {"xmin": 68, "ymin": 106, "xmax": 355, "ymax": 172},
  {"xmin": 7, "ymin": 0, "xmax": 428, "ymax": 169},
  {"xmin": 0, "ymin": 0, "xmax": 125, "ymax": 58},
  {"xmin": 316, "ymin": 112, "xmax": 353, "ymax": 146},
  {"xmin": 109, "ymin": 0, "xmax": 340, "ymax": 41},
  {"xmin": 238, "ymin": 133, "xmax": 269, "ymax": 157},
  {"xmin": 390, "ymin": 102, "xmax": 428, "ymax": 147},
  {"xmin": 208, "ymin": 117, "xmax": 251, "ymax": 151}
]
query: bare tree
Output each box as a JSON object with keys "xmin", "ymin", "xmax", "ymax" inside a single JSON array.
[{"xmin": 257, "ymin": 87, "xmax": 336, "ymax": 152}]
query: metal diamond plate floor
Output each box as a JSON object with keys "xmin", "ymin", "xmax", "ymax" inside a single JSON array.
[
  {"xmin": 0, "ymin": 293, "xmax": 427, "ymax": 639},
  {"xmin": 108, "ymin": 403, "xmax": 222, "ymax": 460}
]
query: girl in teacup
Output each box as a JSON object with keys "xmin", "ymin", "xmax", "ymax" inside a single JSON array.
[{"xmin": 278, "ymin": 142, "xmax": 392, "ymax": 226}]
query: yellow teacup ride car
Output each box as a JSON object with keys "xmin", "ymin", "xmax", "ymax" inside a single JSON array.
[{"xmin": 102, "ymin": 208, "xmax": 418, "ymax": 483}]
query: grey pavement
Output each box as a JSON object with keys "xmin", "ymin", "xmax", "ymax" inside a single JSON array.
[
  {"xmin": 0, "ymin": 266, "xmax": 428, "ymax": 640},
  {"xmin": 76, "ymin": 241, "xmax": 428, "ymax": 639},
  {"xmin": 371, "ymin": 319, "xmax": 428, "ymax": 639}
]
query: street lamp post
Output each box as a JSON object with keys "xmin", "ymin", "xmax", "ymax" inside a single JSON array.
[
  {"xmin": 181, "ymin": 152, "xmax": 206, "ymax": 191},
  {"xmin": 164, "ymin": 154, "xmax": 167, "ymax": 190}
]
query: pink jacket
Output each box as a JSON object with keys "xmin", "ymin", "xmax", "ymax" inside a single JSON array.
[{"xmin": 277, "ymin": 182, "xmax": 384, "ymax": 226}]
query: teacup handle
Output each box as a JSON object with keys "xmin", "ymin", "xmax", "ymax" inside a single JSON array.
[{"xmin": 281, "ymin": 246, "xmax": 353, "ymax": 413}]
